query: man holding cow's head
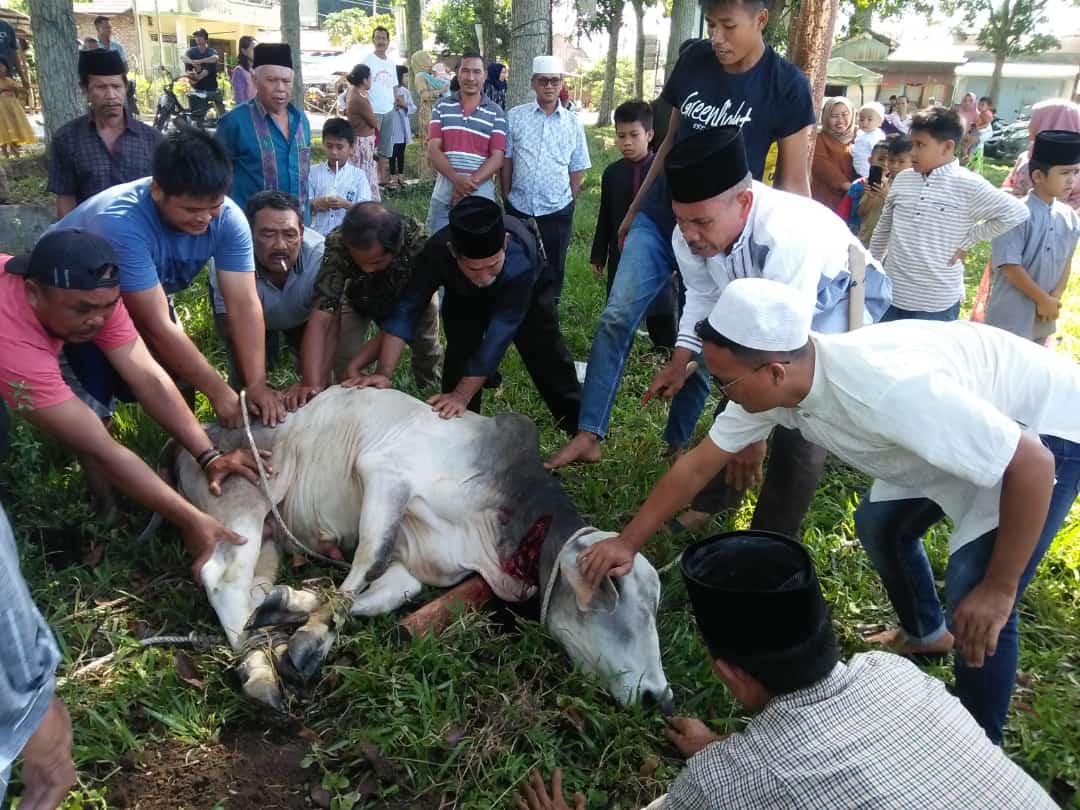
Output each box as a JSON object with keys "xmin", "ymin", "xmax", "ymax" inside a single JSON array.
[
  {"xmin": 347, "ymin": 197, "xmax": 581, "ymax": 428},
  {"xmin": 0, "ymin": 230, "xmax": 264, "ymax": 582}
]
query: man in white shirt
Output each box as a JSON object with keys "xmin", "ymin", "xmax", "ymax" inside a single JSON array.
[
  {"xmin": 578, "ymin": 277, "xmax": 1080, "ymax": 745},
  {"xmin": 363, "ymin": 26, "xmax": 397, "ymax": 184},
  {"xmin": 501, "ymin": 55, "xmax": 591, "ymax": 292},
  {"xmin": 522, "ymin": 531, "xmax": 1058, "ymax": 810}
]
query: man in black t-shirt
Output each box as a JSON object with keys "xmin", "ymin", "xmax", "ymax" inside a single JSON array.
[
  {"xmin": 547, "ymin": 0, "xmax": 817, "ymax": 499},
  {"xmin": 182, "ymin": 28, "xmax": 225, "ymax": 116}
]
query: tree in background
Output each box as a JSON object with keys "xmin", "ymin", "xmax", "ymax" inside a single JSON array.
[
  {"xmin": 324, "ymin": 10, "xmax": 397, "ymax": 47},
  {"xmin": 942, "ymin": 0, "xmax": 1079, "ymax": 102},
  {"xmin": 28, "ymin": 0, "xmax": 82, "ymax": 140},
  {"xmin": 630, "ymin": 0, "xmax": 649, "ymax": 99},
  {"xmin": 508, "ymin": 0, "xmax": 550, "ymax": 107},
  {"xmin": 786, "ymin": 0, "xmax": 838, "ymax": 110},
  {"xmin": 281, "ymin": 0, "xmax": 305, "ymax": 108},
  {"xmin": 664, "ymin": 0, "xmax": 696, "ymax": 80},
  {"xmin": 406, "ymin": 0, "xmax": 424, "ymax": 58},
  {"xmin": 429, "ymin": 0, "xmax": 511, "ymax": 59},
  {"xmin": 577, "ymin": 0, "xmax": 625, "ymax": 126},
  {"xmin": 582, "ymin": 55, "xmax": 635, "ymax": 111}
]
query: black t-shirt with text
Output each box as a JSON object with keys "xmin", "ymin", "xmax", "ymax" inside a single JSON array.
[
  {"xmin": 186, "ymin": 46, "xmax": 218, "ymax": 91},
  {"xmin": 641, "ymin": 41, "xmax": 815, "ymax": 234}
]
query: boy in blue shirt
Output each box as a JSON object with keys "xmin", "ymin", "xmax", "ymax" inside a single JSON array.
[
  {"xmin": 55, "ymin": 127, "xmax": 284, "ymax": 429},
  {"xmin": 838, "ymin": 140, "xmax": 889, "ymax": 244}
]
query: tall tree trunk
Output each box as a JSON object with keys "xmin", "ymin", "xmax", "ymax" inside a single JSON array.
[
  {"xmin": 632, "ymin": 0, "xmax": 645, "ymax": 99},
  {"xmin": 478, "ymin": 0, "xmax": 499, "ymax": 60},
  {"xmin": 406, "ymin": 0, "xmax": 424, "ymax": 59},
  {"xmin": 597, "ymin": 0, "xmax": 624, "ymax": 126},
  {"xmin": 281, "ymin": 0, "xmax": 304, "ymax": 109},
  {"xmin": 28, "ymin": 0, "xmax": 82, "ymax": 140},
  {"xmin": 786, "ymin": 0, "xmax": 837, "ymax": 167},
  {"xmin": 664, "ymin": 0, "xmax": 695, "ymax": 80},
  {"xmin": 508, "ymin": 0, "xmax": 550, "ymax": 107},
  {"xmin": 989, "ymin": 51, "xmax": 1006, "ymax": 105},
  {"xmin": 764, "ymin": 0, "xmax": 790, "ymax": 50}
]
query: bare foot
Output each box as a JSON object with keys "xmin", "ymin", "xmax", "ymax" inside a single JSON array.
[
  {"xmin": 674, "ymin": 509, "xmax": 711, "ymax": 530},
  {"xmin": 545, "ymin": 431, "xmax": 602, "ymax": 469},
  {"xmin": 865, "ymin": 627, "xmax": 955, "ymax": 656}
]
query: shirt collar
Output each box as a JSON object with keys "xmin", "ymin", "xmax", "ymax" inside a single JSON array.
[
  {"xmin": 530, "ymin": 100, "xmax": 565, "ymax": 118},
  {"xmin": 253, "ymin": 98, "xmax": 298, "ymax": 122},
  {"xmin": 768, "ymin": 661, "xmax": 848, "ymax": 709},
  {"xmin": 86, "ymin": 110, "xmax": 139, "ymax": 133},
  {"xmin": 727, "ymin": 181, "xmax": 763, "ymax": 256},
  {"xmin": 923, "ymin": 159, "xmax": 959, "ymax": 179},
  {"xmin": 796, "ymin": 335, "xmax": 826, "ymax": 413}
]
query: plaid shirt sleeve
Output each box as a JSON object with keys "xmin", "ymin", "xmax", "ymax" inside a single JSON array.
[
  {"xmin": 663, "ymin": 739, "xmax": 787, "ymax": 809},
  {"xmin": 45, "ymin": 126, "xmax": 77, "ymax": 196}
]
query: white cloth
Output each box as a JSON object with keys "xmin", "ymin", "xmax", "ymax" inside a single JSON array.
[
  {"xmin": 504, "ymin": 101, "xmax": 591, "ymax": 216},
  {"xmin": 706, "ymin": 278, "xmax": 812, "ymax": 351},
  {"xmin": 870, "ymin": 161, "xmax": 1029, "ymax": 312},
  {"xmin": 852, "ymin": 127, "xmax": 886, "ymax": 177},
  {"xmin": 673, "ymin": 181, "xmax": 891, "ymax": 354},
  {"xmin": 886, "ymin": 111, "xmax": 911, "ymax": 134},
  {"xmin": 655, "ymin": 653, "xmax": 1057, "ymax": 809},
  {"xmin": 707, "ymin": 320, "xmax": 1080, "ymax": 553},
  {"xmin": 363, "ymin": 52, "xmax": 397, "ymax": 114},
  {"xmin": 307, "ymin": 161, "xmax": 371, "ymax": 236}
]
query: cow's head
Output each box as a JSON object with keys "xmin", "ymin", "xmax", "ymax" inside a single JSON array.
[{"xmin": 543, "ymin": 530, "xmax": 671, "ymax": 712}]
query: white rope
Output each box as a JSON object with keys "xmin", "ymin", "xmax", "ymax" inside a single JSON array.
[
  {"xmin": 657, "ymin": 552, "xmax": 683, "ymax": 577},
  {"xmin": 239, "ymin": 389, "xmax": 350, "ymax": 570},
  {"xmin": 539, "ymin": 526, "xmax": 599, "ymax": 627}
]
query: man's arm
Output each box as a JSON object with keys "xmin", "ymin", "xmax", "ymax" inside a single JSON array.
[
  {"xmin": 122, "ymin": 284, "xmax": 241, "ymax": 427},
  {"xmin": 775, "ymin": 126, "xmax": 814, "ymax": 197},
  {"xmin": 1050, "ymin": 256, "xmax": 1073, "ymax": 300},
  {"xmin": 55, "ymin": 195, "xmax": 77, "ymax": 219},
  {"xmin": 471, "ymin": 149, "xmax": 504, "ymax": 186},
  {"xmin": 216, "ymin": 269, "xmax": 284, "ymax": 424},
  {"xmin": 966, "ymin": 178, "xmax": 1030, "ymax": 246},
  {"xmin": 590, "ymin": 169, "xmax": 613, "ymax": 273},
  {"xmin": 999, "ymin": 263, "xmax": 1060, "ymax": 318},
  {"xmin": 570, "ymin": 170, "xmax": 584, "ymax": 200},
  {"xmin": 500, "ymin": 156, "xmax": 514, "ymax": 200},
  {"xmin": 427, "ymin": 136, "xmax": 477, "ymax": 199},
  {"xmin": 342, "ymin": 331, "xmax": 408, "ymax": 388}
]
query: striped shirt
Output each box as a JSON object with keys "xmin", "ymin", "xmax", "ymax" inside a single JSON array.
[
  {"xmin": 429, "ymin": 92, "xmax": 507, "ymax": 205},
  {"xmin": 505, "ymin": 101, "xmax": 591, "ymax": 216},
  {"xmin": 870, "ymin": 160, "xmax": 1028, "ymax": 311},
  {"xmin": 654, "ymin": 653, "xmax": 1057, "ymax": 809}
]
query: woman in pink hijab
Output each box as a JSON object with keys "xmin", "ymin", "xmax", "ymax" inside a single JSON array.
[{"xmin": 971, "ymin": 98, "xmax": 1080, "ymax": 320}]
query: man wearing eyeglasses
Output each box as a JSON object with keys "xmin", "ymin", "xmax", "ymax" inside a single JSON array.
[{"xmin": 501, "ymin": 55, "xmax": 591, "ymax": 295}]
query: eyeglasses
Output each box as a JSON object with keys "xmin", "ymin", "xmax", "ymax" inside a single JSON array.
[
  {"xmin": 712, "ymin": 360, "xmax": 790, "ymax": 398},
  {"xmin": 534, "ymin": 75, "xmax": 563, "ymax": 86}
]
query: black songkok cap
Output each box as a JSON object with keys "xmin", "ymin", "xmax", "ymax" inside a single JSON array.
[
  {"xmin": 253, "ymin": 43, "xmax": 293, "ymax": 69},
  {"xmin": 1032, "ymin": 129, "xmax": 1080, "ymax": 168},
  {"xmin": 681, "ymin": 531, "xmax": 840, "ymax": 694},
  {"xmin": 448, "ymin": 196, "xmax": 507, "ymax": 259},
  {"xmin": 78, "ymin": 48, "xmax": 126, "ymax": 80},
  {"xmin": 666, "ymin": 125, "xmax": 749, "ymax": 203},
  {"xmin": 6, "ymin": 229, "xmax": 120, "ymax": 290}
]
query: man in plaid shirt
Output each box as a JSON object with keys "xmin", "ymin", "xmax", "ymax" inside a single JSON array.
[{"xmin": 520, "ymin": 532, "xmax": 1056, "ymax": 809}]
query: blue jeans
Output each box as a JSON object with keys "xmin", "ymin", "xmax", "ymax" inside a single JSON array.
[
  {"xmin": 880, "ymin": 301, "xmax": 961, "ymax": 322},
  {"xmin": 854, "ymin": 435, "xmax": 1080, "ymax": 742},
  {"xmin": 579, "ymin": 212, "xmax": 710, "ymax": 446}
]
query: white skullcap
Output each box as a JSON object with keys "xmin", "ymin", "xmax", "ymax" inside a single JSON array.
[
  {"xmin": 532, "ymin": 55, "xmax": 565, "ymax": 75},
  {"xmin": 860, "ymin": 101, "xmax": 885, "ymax": 119},
  {"xmin": 706, "ymin": 278, "xmax": 813, "ymax": 352}
]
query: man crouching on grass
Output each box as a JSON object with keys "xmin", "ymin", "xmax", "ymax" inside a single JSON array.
[
  {"xmin": 575, "ymin": 277, "xmax": 1080, "ymax": 746},
  {"xmin": 0, "ymin": 229, "xmax": 266, "ymax": 582},
  {"xmin": 519, "ymin": 530, "xmax": 1057, "ymax": 808}
]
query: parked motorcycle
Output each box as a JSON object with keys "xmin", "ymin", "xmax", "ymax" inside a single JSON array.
[{"xmin": 153, "ymin": 66, "xmax": 221, "ymax": 133}]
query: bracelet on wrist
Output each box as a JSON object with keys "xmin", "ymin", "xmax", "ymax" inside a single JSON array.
[
  {"xmin": 199, "ymin": 449, "xmax": 225, "ymax": 471},
  {"xmin": 195, "ymin": 447, "xmax": 219, "ymax": 467}
]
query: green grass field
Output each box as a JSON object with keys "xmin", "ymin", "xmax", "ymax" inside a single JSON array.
[{"xmin": 3, "ymin": 131, "xmax": 1079, "ymax": 809}]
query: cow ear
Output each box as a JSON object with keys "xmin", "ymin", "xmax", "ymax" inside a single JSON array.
[{"xmin": 559, "ymin": 548, "xmax": 620, "ymax": 614}]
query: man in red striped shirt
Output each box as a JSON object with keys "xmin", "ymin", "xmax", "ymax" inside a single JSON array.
[{"xmin": 426, "ymin": 49, "xmax": 507, "ymax": 234}]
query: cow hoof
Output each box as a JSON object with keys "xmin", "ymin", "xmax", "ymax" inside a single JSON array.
[
  {"xmin": 246, "ymin": 585, "xmax": 323, "ymax": 630},
  {"xmin": 237, "ymin": 648, "xmax": 285, "ymax": 713},
  {"xmin": 287, "ymin": 603, "xmax": 337, "ymax": 684}
]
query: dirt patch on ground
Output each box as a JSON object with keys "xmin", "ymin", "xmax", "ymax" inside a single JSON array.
[{"xmin": 106, "ymin": 729, "xmax": 313, "ymax": 809}]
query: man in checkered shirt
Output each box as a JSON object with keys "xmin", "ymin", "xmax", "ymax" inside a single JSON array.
[{"xmin": 519, "ymin": 532, "xmax": 1055, "ymax": 810}]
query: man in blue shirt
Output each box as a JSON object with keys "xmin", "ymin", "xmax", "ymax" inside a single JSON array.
[
  {"xmin": 181, "ymin": 27, "xmax": 225, "ymax": 117},
  {"xmin": 348, "ymin": 197, "xmax": 581, "ymax": 429},
  {"xmin": 216, "ymin": 43, "xmax": 311, "ymax": 222},
  {"xmin": 55, "ymin": 127, "xmax": 284, "ymax": 429}
]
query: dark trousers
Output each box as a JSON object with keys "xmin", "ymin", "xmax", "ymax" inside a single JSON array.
[
  {"xmin": 441, "ymin": 268, "xmax": 581, "ymax": 432},
  {"xmin": 506, "ymin": 201, "xmax": 575, "ymax": 297},
  {"xmin": 390, "ymin": 142, "xmax": 406, "ymax": 176},
  {"xmin": 691, "ymin": 425, "xmax": 828, "ymax": 538}
]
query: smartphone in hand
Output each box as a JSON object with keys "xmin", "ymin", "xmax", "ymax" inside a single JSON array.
[{"xmin": 868, "ymin": 165, "xmax": 884, "ymax": 189}]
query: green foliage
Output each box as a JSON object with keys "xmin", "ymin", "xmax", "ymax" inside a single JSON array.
[
  {"xmin": 322, "ymin": 10, "xmax": 397, "ymax": 48},
  {"xmin": 428, "ymin": 0, "xmax": 511, "ymax": 58},
  {"xmin": 940, "ymin": 0, "xmax": 1079, "ymax": 61},
  {"xmin": 582, "ymin": 57, "xmax": 636, "ymax": 110}
]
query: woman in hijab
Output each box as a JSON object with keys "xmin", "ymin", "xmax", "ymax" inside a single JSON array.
[
  {"xmin": 811, "ymin": 96, "xmax": 856, "ymax": 211},
  {"xmin": 483, "ymin": 62, "xmax": 507, "ymax": 110},
  {"xmin": 971, "ymin": 98, "xmax": 1080, "ymax": 321}
]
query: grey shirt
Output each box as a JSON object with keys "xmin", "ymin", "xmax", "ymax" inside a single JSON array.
[
  {"xmin": 212, "ymin": 227, "xmax": 325, "ymax": 332},
  {"xmin": 988, "ymin": 192, "xmax": 1079, "ymax": 341},
  {"xmin": 0, "ymin": 506, "xmax": 61, "ymax": 801}
]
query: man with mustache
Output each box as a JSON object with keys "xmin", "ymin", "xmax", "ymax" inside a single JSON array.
[
  {"xmin": 47, "ymin": 49, "xmax": 161, "ymax": 219},
  {"xmin": 348, "ymin": 197, "xmax": 581, "ymax": 426}
]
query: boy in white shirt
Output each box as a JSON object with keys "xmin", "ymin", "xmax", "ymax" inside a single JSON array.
[
  {"xmin": 308, "ymin": 118, "xmax": 371, "ymax": 236},
  {"xmin": 852, "ymin": 101, "xmax": 886, "ymax": 177}
]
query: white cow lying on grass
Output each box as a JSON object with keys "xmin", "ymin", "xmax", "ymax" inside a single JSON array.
[{"xmin": 174, "ymin": 386, "xmax": 671, "ymax": 712}]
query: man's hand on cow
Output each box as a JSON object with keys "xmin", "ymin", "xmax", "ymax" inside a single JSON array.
[
  {"xmin": 723, "ymin": 440, "xmax": 767, "ymax": 490},
  {"xmin": 282, "ymin": 382, "xmax": 323, "ymax": 411},
  {"xmin": 18, "ymin": 696, "xmax": 77, "ymax": 810},
  {"xmin": 577, "ymin": 535, "xmax": 636, "ymax": 590},
  {"xmin": 664, "ymin": 716, "xmax": 723, "ymax": 759},
  {"xmin": 212, "ymin": 390, "xmax": 245, "ymax": 429},
  {"xmin": 245, "ymin": 381, "xmax": 287, "ymax": 426},
  {"xmin": 642, "ymin": 361, "xmax": 687, "ymax": 404},
  {"xmin": 341, "ymin": 373, "xmax": 392, "ymax": 390},
  {"xmin": 516, "ymin": 769, "xmax": 586, "ymax": 810},
  {"xmin": 951, "ymin": 578, "xmax": 1015, "ymax": 668},
  {"xmin": 183, "ymin": 513, "xmax": 247, "ymax": 585},
  {"xmin": 427, "ymin": 391, "xmax": 469, "ymax": 419},
  {"xmin": 205, "ymin": 447, "xmax": 273, "ymax": 495}
]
